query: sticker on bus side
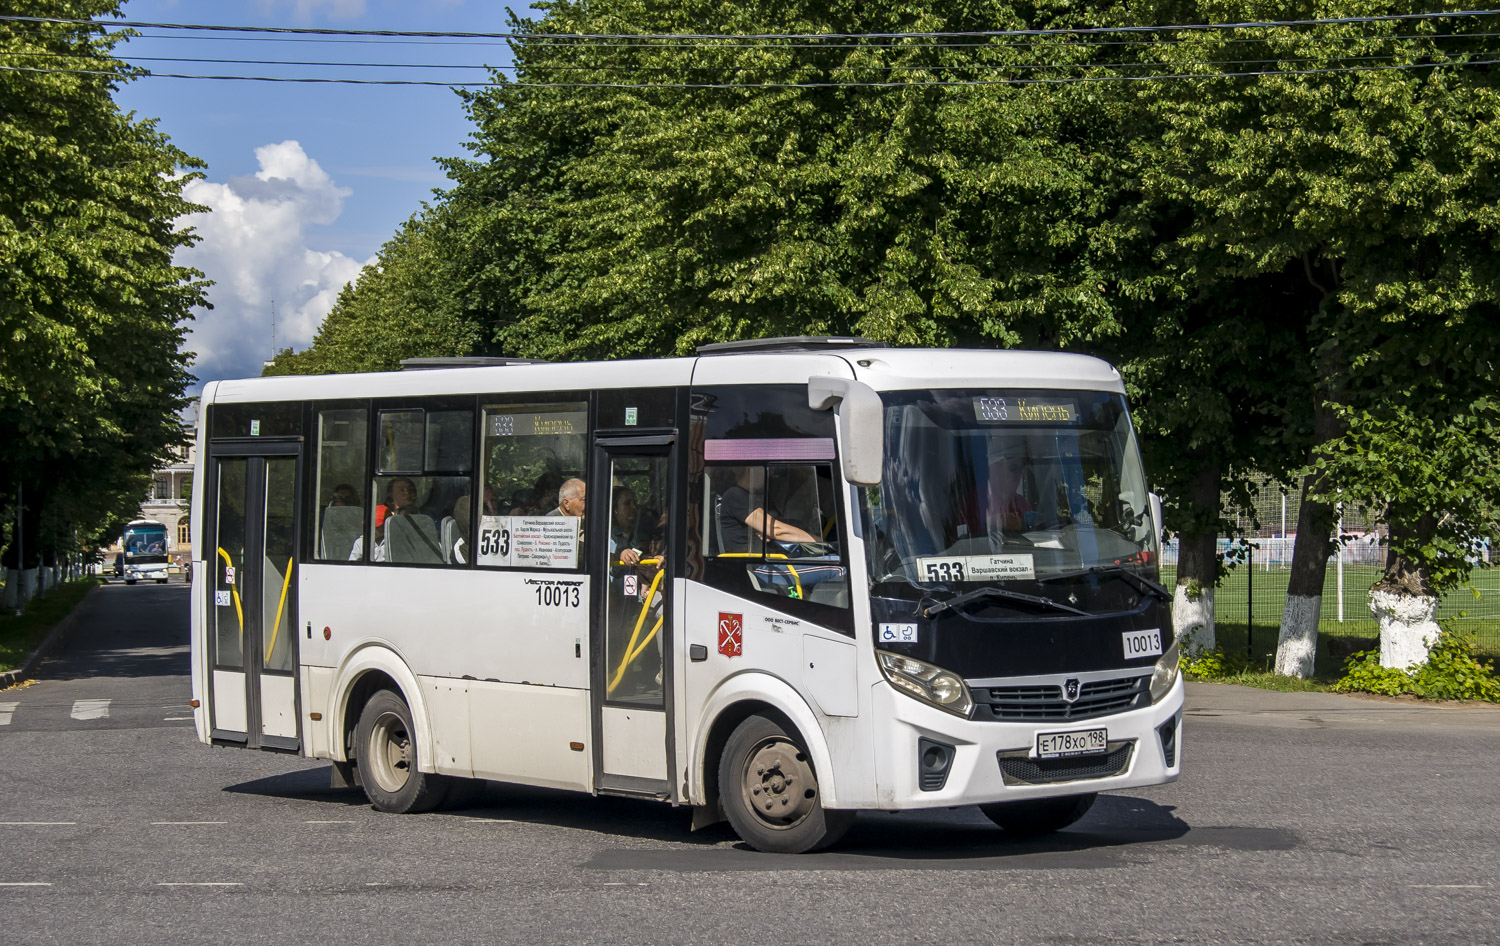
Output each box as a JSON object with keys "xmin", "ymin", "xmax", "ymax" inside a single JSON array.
[
  {"xmin": 718, "ymin": 612, "xmax": 743, "ymax": 658},
  {"xmin": 879, "ymin": 623, "xmax": 918, "ymax": 644}
]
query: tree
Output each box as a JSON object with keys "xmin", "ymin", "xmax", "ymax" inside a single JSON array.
[
  {"xmin": 1120, "ymin": 1, "xmax": 1500, "ymax": 672},
  {"xmin": 0, "ymin": 1, "xmax": 205, "ymax": 601}
]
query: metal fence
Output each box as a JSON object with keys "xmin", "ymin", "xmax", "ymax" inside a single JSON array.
[{"xmin": 1160, "ymin": 480, "xmax": 1500, "ymax": 656}]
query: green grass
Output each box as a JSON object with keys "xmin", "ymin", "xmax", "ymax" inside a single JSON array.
[{"xmin": 0, "ymin": 578, "xmax": 99, "ymax": 674}]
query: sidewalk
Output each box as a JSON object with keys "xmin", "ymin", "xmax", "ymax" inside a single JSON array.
[{"xmin": 1185, "ymin": 680, "xmax": 1500, "ymax": 732}]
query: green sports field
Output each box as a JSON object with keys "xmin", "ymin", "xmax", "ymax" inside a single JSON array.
[{"xmin": 1160, "ymin": 563, "xmax": 1500, "ymax": 659}]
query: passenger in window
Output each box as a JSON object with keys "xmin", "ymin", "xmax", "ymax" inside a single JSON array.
[
  {"xmin": 612, "ymin": 487, "xmax": 641, "ymax": 566},
  {"xmin": 985, "ymin": 449, "xmax": 1035, "ymax": 534},
  {"xmin": 330, "ymin": 483, "xmax": 359, "ymax": 507},
  {"xmin": 387, "ymin": 477, "xmax": 422, "ymax": 517},
  {"xmin": 718, "ymin": 466, "xmax": 817, "ymax": 552},
  {"xmin": 547, "ymin": 478, "xmax": 586, "ymax": 519},
  {"xmin": 349, "ymin": 504, "xmax": 390, "ymax": 562}
]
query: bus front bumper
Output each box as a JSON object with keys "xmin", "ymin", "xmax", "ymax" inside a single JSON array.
[{"xmin": 865, "ymin": 674, "xmax": 1184, "ymax": 810}]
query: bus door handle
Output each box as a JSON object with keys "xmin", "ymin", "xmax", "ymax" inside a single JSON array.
[{"xmin": 689, "ymin": 644, "xmax": 708, "ymax": 662}]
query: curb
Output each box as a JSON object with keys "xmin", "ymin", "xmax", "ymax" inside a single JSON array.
[{"xmin": 0, "ymin": 583, "xmax": 102, "ymax": 689}]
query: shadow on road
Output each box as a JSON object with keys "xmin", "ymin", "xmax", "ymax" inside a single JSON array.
[{"xmin": 219, "ymin": 765, "xmax": 1279, "ymax": 868}]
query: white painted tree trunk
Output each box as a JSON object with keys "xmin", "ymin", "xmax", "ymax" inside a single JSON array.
[
  {"xmin": 1369, "ymin": 589, "xmax": 1440, "ymax": 670},
  {"xmin": 1274, "ymin": 594, "xmax": 1321, "ymax": 678},
  {"xmin": 1173, "ymin": 584, "xmax": 1215, "ymax": 655}
]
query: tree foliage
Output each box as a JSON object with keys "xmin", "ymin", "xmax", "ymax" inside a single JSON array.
[
  {"xmin": 0, "ymin": 1, "xmax": 206, "ymax": 567},
  {"xmin": 280, "ymin": 0, "xmax": 1500, "ymax": 623}
]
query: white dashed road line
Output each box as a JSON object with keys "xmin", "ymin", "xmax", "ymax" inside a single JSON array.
[
  {"xmin": 0, "ymin": 702, "xmax": 16, "ymax": 725},
  {"xmin": 0, "ymin": 822, "xmax": 76, "ymax": 826},
  {"xmin": 156, "ymin": 882, "xmax": 242, "ymax": 887},
  {"xmin": 70, "ymin": 699, "xmax": 110, "ymax": 721},
  {"xmin": 0, "ymin": 883, "xmax": 52, "ymax": 887},
  {"xmin": 151, "ymin": 822, "xmax": 227, "ymax": 826}
]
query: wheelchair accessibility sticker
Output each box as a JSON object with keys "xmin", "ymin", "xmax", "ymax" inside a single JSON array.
[{"xmin": 879, "ymin": 623, "xmax": 919, "ymax": 644}]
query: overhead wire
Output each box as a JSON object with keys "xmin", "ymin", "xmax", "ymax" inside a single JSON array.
[{"xmin": 4, "ymin": 11, "xmax": 1499, "ymax": 88}]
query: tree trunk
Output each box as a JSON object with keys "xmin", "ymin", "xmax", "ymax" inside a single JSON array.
[
  {"xmin": 1173, "ymin": 463, "xmax": 1221, "ymax": 655},
  {"xmin": 1370, "ymin": 518, "xmax": 1439, "ymax": 669},
  {"xmin": 1274, "ymin": 402, "xmax": 1341, "ymax": 677}
]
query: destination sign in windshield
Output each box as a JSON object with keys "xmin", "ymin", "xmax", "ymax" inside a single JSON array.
[{"xmin": 973, "ymin": 396, "xmax": 1077, "ymax": 424}]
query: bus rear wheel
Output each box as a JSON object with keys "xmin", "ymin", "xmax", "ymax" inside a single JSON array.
[
  {"xmin": 980, "ymin": 793, "xmax": 1097, "ymax": 836},
  {"xmin": 719, "ymin": 713, "xmax": 853, "ymax": 854},
  {"xmin": 354, "ymin": 689, "xmax": 450, "ymax": 814}
]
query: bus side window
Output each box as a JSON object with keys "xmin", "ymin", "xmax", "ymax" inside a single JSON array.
[
  {"xmin": 366, "ymin": 408, "xmax": 475, "ymax": 567},
  {"xmin": 314, "ymin": 408, "xmax": 368, "ymax": 562},
  {"xmin": 704, "ymin": 462, "xmax": 848, "ymax": 609}
]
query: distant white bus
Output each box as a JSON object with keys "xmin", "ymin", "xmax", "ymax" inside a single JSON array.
[
  {"xmin": 188, "ymin": 338, "xmax": 1182, "ymax": 853},
  {"xmin": 120, "ymin": 519, "xmax": 171, "ymax": 584}
]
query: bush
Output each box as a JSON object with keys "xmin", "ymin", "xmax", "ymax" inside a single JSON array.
[{"xmin": 1333, "ymin": 631, "xmax": 1500, "ymax": 702}]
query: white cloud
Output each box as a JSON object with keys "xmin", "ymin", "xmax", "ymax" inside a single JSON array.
[{"xmin": 177, "ymin": 141, "xmax": 372, "ymax": 384}]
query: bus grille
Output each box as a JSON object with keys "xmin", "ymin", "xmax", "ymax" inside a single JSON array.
[
  {"xmin": 971, "ymin": 675, "xmax": 1148, "ymax": 722},
  {"xmin": 997, "ymin": 744, "xmax": 1134, "ymax": 786}
]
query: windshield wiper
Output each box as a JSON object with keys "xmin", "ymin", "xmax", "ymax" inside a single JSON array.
[
  {"xmin": 1037, "ymin": 564, "xmax": 1172, "ymax": 601},
  {"xmin": 922, "ymin": 586, "xmax": 1088, "ymax": 618}
]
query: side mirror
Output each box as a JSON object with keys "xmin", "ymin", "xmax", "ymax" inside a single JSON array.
[
  {"xmin": 1149, "ymin": 492, "xmax": 1164, "ymax": 547},
  {"xmin": 808, "ymin": 377, "xmax": 884, "ymax": 487}
]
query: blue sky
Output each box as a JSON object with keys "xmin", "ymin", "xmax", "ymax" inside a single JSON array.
[{"xmin": 111, "ymin": 0, "xmax": 520, "ymax": 388}]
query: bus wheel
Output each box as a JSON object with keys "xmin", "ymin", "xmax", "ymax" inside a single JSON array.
[
  {"xmin": 980, "ymin": 793, "xmax": 1097, "ymax": 836},
  {"xmin": 354, "ymin": 690, "xmax": 450, "ymax": 814},
  {"xmin": 719, "ymin": 714, "xmax": 853, "ymax": 854}
]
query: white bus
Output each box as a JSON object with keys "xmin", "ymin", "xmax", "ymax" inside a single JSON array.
[
  {"xmin": 188, "ymin": 338, "xmax": 1182, "ymax": 853},
  {"xmin": 121, "ymin": 519, "xmax": 171, "ymax": 584}
]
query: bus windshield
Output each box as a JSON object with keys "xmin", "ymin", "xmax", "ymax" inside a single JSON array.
[
  {"xmin": 123, "ymin": 526, "xmax": 168, "ymax": 563},
  {"xmin": 861, "ymin": 389, "xmax": 1159, "ymax": 596}
]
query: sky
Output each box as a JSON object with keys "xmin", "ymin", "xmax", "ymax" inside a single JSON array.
[{"xmin": 111, "ymin": 0, "xmax": 520, "ymax": 389}]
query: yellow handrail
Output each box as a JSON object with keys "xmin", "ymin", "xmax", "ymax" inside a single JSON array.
[
  {"xmin": 607, "ymin": 558, "xmax": 663, "ymax": 695},
  {"xmin": 265, "ymin": 556, "xmax": 294, "ymax": 664},
  {"xmin": 215, "ymin": 547, "xmax": 244, "ymax": 634},
  {"xmin": 714, "ymin": 552, "xmax": 804, "ymax": 598}
]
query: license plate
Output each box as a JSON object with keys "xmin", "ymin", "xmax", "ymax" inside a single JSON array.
[{"xmin": 1036, "ymin": 727, "xmax": 1108, "ymax": 759}]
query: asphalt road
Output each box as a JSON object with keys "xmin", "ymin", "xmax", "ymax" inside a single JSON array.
[{"xmin": 1, "ymin": 581, "xmax": 1497, "ymax": 945}]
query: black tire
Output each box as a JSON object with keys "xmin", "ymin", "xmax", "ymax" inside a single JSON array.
[
  {"xmin": 718, "ymin": 713, "xmax": 854, "ymax": 853},
  {"xmin": 125, "ymin": 579, "xmax": 136, "ymax": 585},
  {"xmin": 980, "ymin": 793, "xmax": 1097, "ymax": 836},
  {"xmin": 353, "ymin": 689, "xmax": 451, "ymax": 813}
]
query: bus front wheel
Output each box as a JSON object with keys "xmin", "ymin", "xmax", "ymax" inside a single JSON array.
[
  {"xmin": 980, "ymin": 793, "xmax": 1096, "ymax": 836},
  {"xmin": 354, "ymin": 690, "xmax": 450, "ymax": 814},
  {"xmin": 718, "ymin": 713, "xmax": 853, "ymax": 854}
]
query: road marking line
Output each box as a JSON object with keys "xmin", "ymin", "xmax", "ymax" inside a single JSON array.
[
  {"xmin": 0, "ymin": 883, "xmax": 52, "ymax": 887},
  {"xmin": 71, "ymin": 699, "xmax": 110, "ymax": 721},
  {"xmin": 0, "ymin": 702, "xmax": 17, "ymax": 725},
  {"xmin": 0, "ymin": 822, "xmax": 76, "ymax": 826},
  {"xmin": 151, "ymin": 822, "xmax": 227, "ymax": 826},
  {"xmin": 468, "ymin": 819, "xmax": 518, "ymax": 824},
  {"xmin": 156, "ymin": 882, "xmax": 242, "ymax": 887},
  {"xmin": 1409, "ymin": 884, "xmax": 1486, "ymax": 889},
  {"xmin": 163, "ymin": 717, "xmax": 194, "ymax": 721}
]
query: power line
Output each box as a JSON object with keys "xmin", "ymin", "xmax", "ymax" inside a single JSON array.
[
  {"xmin": 4, "ymin": 9, "xmax": 1500, "ymax": 42},
  {"xmin": 4, "ymin": 54, "xmax": 1496, "ymax": 88}
]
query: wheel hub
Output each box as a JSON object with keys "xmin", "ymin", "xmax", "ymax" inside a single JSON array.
[{"xmin": 743, "ymin": 738, "xmax": 817, "ymax": 826}]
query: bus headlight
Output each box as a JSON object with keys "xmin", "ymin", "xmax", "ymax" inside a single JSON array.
[
  {"xmin": 1149, "ymin": 637, "xmax": 1180, "ymax": 703},
  {"xmin": 878, "ymin": 652, "xmax": 973, "ymax": 718}
]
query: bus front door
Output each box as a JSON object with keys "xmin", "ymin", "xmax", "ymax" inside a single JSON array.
[
  {"xmin": 593, "ymin": 441, "xmax": 674, "ymax": 797},
  {"xmin": 207, "ymin": 445, "xmax": 302, "ymax": 751}
]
